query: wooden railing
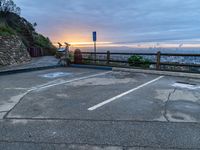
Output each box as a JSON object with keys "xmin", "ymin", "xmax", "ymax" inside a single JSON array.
[{"xmin": 80, "ymin": 51, "xmax": 200, "ymax": 73}]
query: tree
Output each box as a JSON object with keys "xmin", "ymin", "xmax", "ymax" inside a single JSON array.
[
  {"xmin": 0, "ymin": 0, "xmax": 21, "ymax": 16},
  {"xmin": 0, "ymin": 0, "xmax": 21, "ymax": 26},
  {"xmin": 33, "ymin": 22, "xmax": 37, "ymax": 27},
  {"xmin": 32, "ymin": 22, "xmax": 37, "ymax": 29}
]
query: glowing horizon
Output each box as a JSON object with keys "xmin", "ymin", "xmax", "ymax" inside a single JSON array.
[{"xmin": 53, "ymin": 40, "xmax": 200, "ymax": 49}]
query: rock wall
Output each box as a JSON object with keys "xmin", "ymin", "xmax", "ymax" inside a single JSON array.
[{"xmin": 0, "ymin": 36, "xmax": 31, "ymax": 66}]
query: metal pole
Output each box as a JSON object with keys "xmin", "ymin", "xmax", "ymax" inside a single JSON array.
[{"xmin": 94, "ymin": 41, "xmax": 96, "ymax": 63}]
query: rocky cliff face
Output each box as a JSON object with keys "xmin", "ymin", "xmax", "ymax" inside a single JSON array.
[{"xmin": 0, "ymin": 36, "xmax": 31, "ymax": 66}]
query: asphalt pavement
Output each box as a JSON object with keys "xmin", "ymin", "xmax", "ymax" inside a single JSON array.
[{"xmin": 0, "ymin": 67, "xmax": 200, "ymax": 150}]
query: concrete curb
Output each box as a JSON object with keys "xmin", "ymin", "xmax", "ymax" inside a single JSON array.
[
  {"xmin": 0, "ymin": 65, "xmax": 62, "ymax": 76},
  {"xmin": 70, "ymin": 64, "xmax": 112, "ymax": 70},
  {"xmin": 113, "ymin": 67, "xmax": 200, "ymax": 79}
]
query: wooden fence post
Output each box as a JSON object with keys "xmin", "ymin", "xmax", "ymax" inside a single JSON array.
[
  {"xmin": 107, "ymin": 51, "xmax": 110, "ymax": 65},
  {"xmin": 156, "ymin": 51, "xmax": 161, "ymax": 70}
]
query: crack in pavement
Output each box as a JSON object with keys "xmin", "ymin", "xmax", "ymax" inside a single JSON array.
[
  {"xmin": 163, "ymin": 88, "xmax": 177, "ymax": 122},
  {"xmin": 194, "ymin": 92, "xmax": 200, "ymax": 101}
]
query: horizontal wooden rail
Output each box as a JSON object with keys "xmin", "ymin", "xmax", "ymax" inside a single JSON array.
[
  {"xmin": 109, "ymin": 53, "xmax": 156, "ymax": 56},
  {"xmin": 82, "ymin": 52, "xmax": 200, "ymax": 57},
  {"xmin": 82, "ymin": 52, "xmax": 156, "ymax": 56},
  {"xmin": 83, "ymin": 58, "xmax": 107, "ymax": 62},
  {"xmin": 161, "ymin": 53, "xmax": 200, "ymax": 57},
  {"xmin": 160, "ymin": 62, "xmax": 200, "ymax": 67},
  {"xmin": 82, "ymin": 52, "xmax": 107, "ymax": 55}
]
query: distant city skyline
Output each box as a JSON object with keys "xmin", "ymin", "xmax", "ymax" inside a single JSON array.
[{"xmin": 16, "ymin": 0, "xmax": 200, "ymax": 48}]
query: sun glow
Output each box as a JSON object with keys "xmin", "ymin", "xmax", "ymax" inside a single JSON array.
[
  {"xmin": 69, "ymin": 41, "xmax": 112, "ymax": 46},
  {"xmin": 53, "ymin": 41, "xmax": 112, "ymax": 47}
]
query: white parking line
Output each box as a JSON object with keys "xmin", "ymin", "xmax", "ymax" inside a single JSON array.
[{"xmin": 88, "ymin": 76, "xmax": 164, "ymax": 111}]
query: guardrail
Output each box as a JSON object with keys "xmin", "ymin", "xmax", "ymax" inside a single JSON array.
[{"xmin": 80, "ymin": 51, "xmax": 200, "ymax": 72}]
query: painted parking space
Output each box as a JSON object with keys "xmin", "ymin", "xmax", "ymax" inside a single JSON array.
[
  {"xmin": 0, "ymin": 67, "xmax": 108, "ymax": 115},
  {"xmin": 1, "ymin": 68, "xmax": 198, "ymax": 123},
  {"xmin": 91, "ymin": 76, "xmax": 200, "ymax": 122},
  {"xmin": 5, "ymin": 71, "xmax": 159, "ymax": 119}
]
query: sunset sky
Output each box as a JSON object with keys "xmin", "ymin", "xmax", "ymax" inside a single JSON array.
[{"xmin": 15, "ymin": 0, "xmax": 200, "ymax": 48}]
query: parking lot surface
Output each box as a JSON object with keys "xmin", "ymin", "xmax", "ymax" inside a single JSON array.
[{"xmin": 0, "ymin": 67, "xmax": 200, "ymax": 150}]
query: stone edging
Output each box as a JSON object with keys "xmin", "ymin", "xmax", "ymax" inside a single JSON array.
[
  {"xmin": 0, "ymin": 65, "xmax": 61, "ymax": 76},
  {"xmin": 113, "ymin": 67, "xmax": 200, "ymax": 79}
]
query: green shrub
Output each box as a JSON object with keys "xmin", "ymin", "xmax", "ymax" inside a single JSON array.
[
  {"xmin": 69, "ymin": 52, "xmax": 74, "ymax": 62},
  {"xmin": 34, "ymin": 34, "xmax": 51, "ymax": 48},
  {"xmin": 83, "ymin": 55, "xmax": 93, "ymax": 64},
  {"xmin": 56, "ymin": 51, "xmax": 74, "ymax": 64},
  {"xmin": 55, "ymin": 52, "xmax": 63, "ymax": 59},
  {"xmin": 0, "ymin": 11, "xmax": 56, "ymax": 55},
  {"xmin": 34, "ymin": 34, "xmax": 56, "ymax": 55},
  {"xmin": 0, "ymin": 26, "xmax": 16, "ymax": 36},
  {"xmin": 128, "ymin": 55, "xmax": 150, "ymax": 68}
]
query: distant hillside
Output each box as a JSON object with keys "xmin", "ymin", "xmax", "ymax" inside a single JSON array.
[{"xmin": 0, "ymin": 12, "xmax": 56, "ymax": 55}]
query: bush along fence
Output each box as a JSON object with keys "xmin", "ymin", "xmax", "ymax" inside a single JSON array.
[{"xmin": 73, "ymin": 50, "xmax": 200, "ymax": 73}]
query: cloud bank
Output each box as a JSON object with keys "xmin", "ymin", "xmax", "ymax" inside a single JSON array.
[{"xmin": 15, "ymin": 0, "xmax": 200, "ymax": 45}]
